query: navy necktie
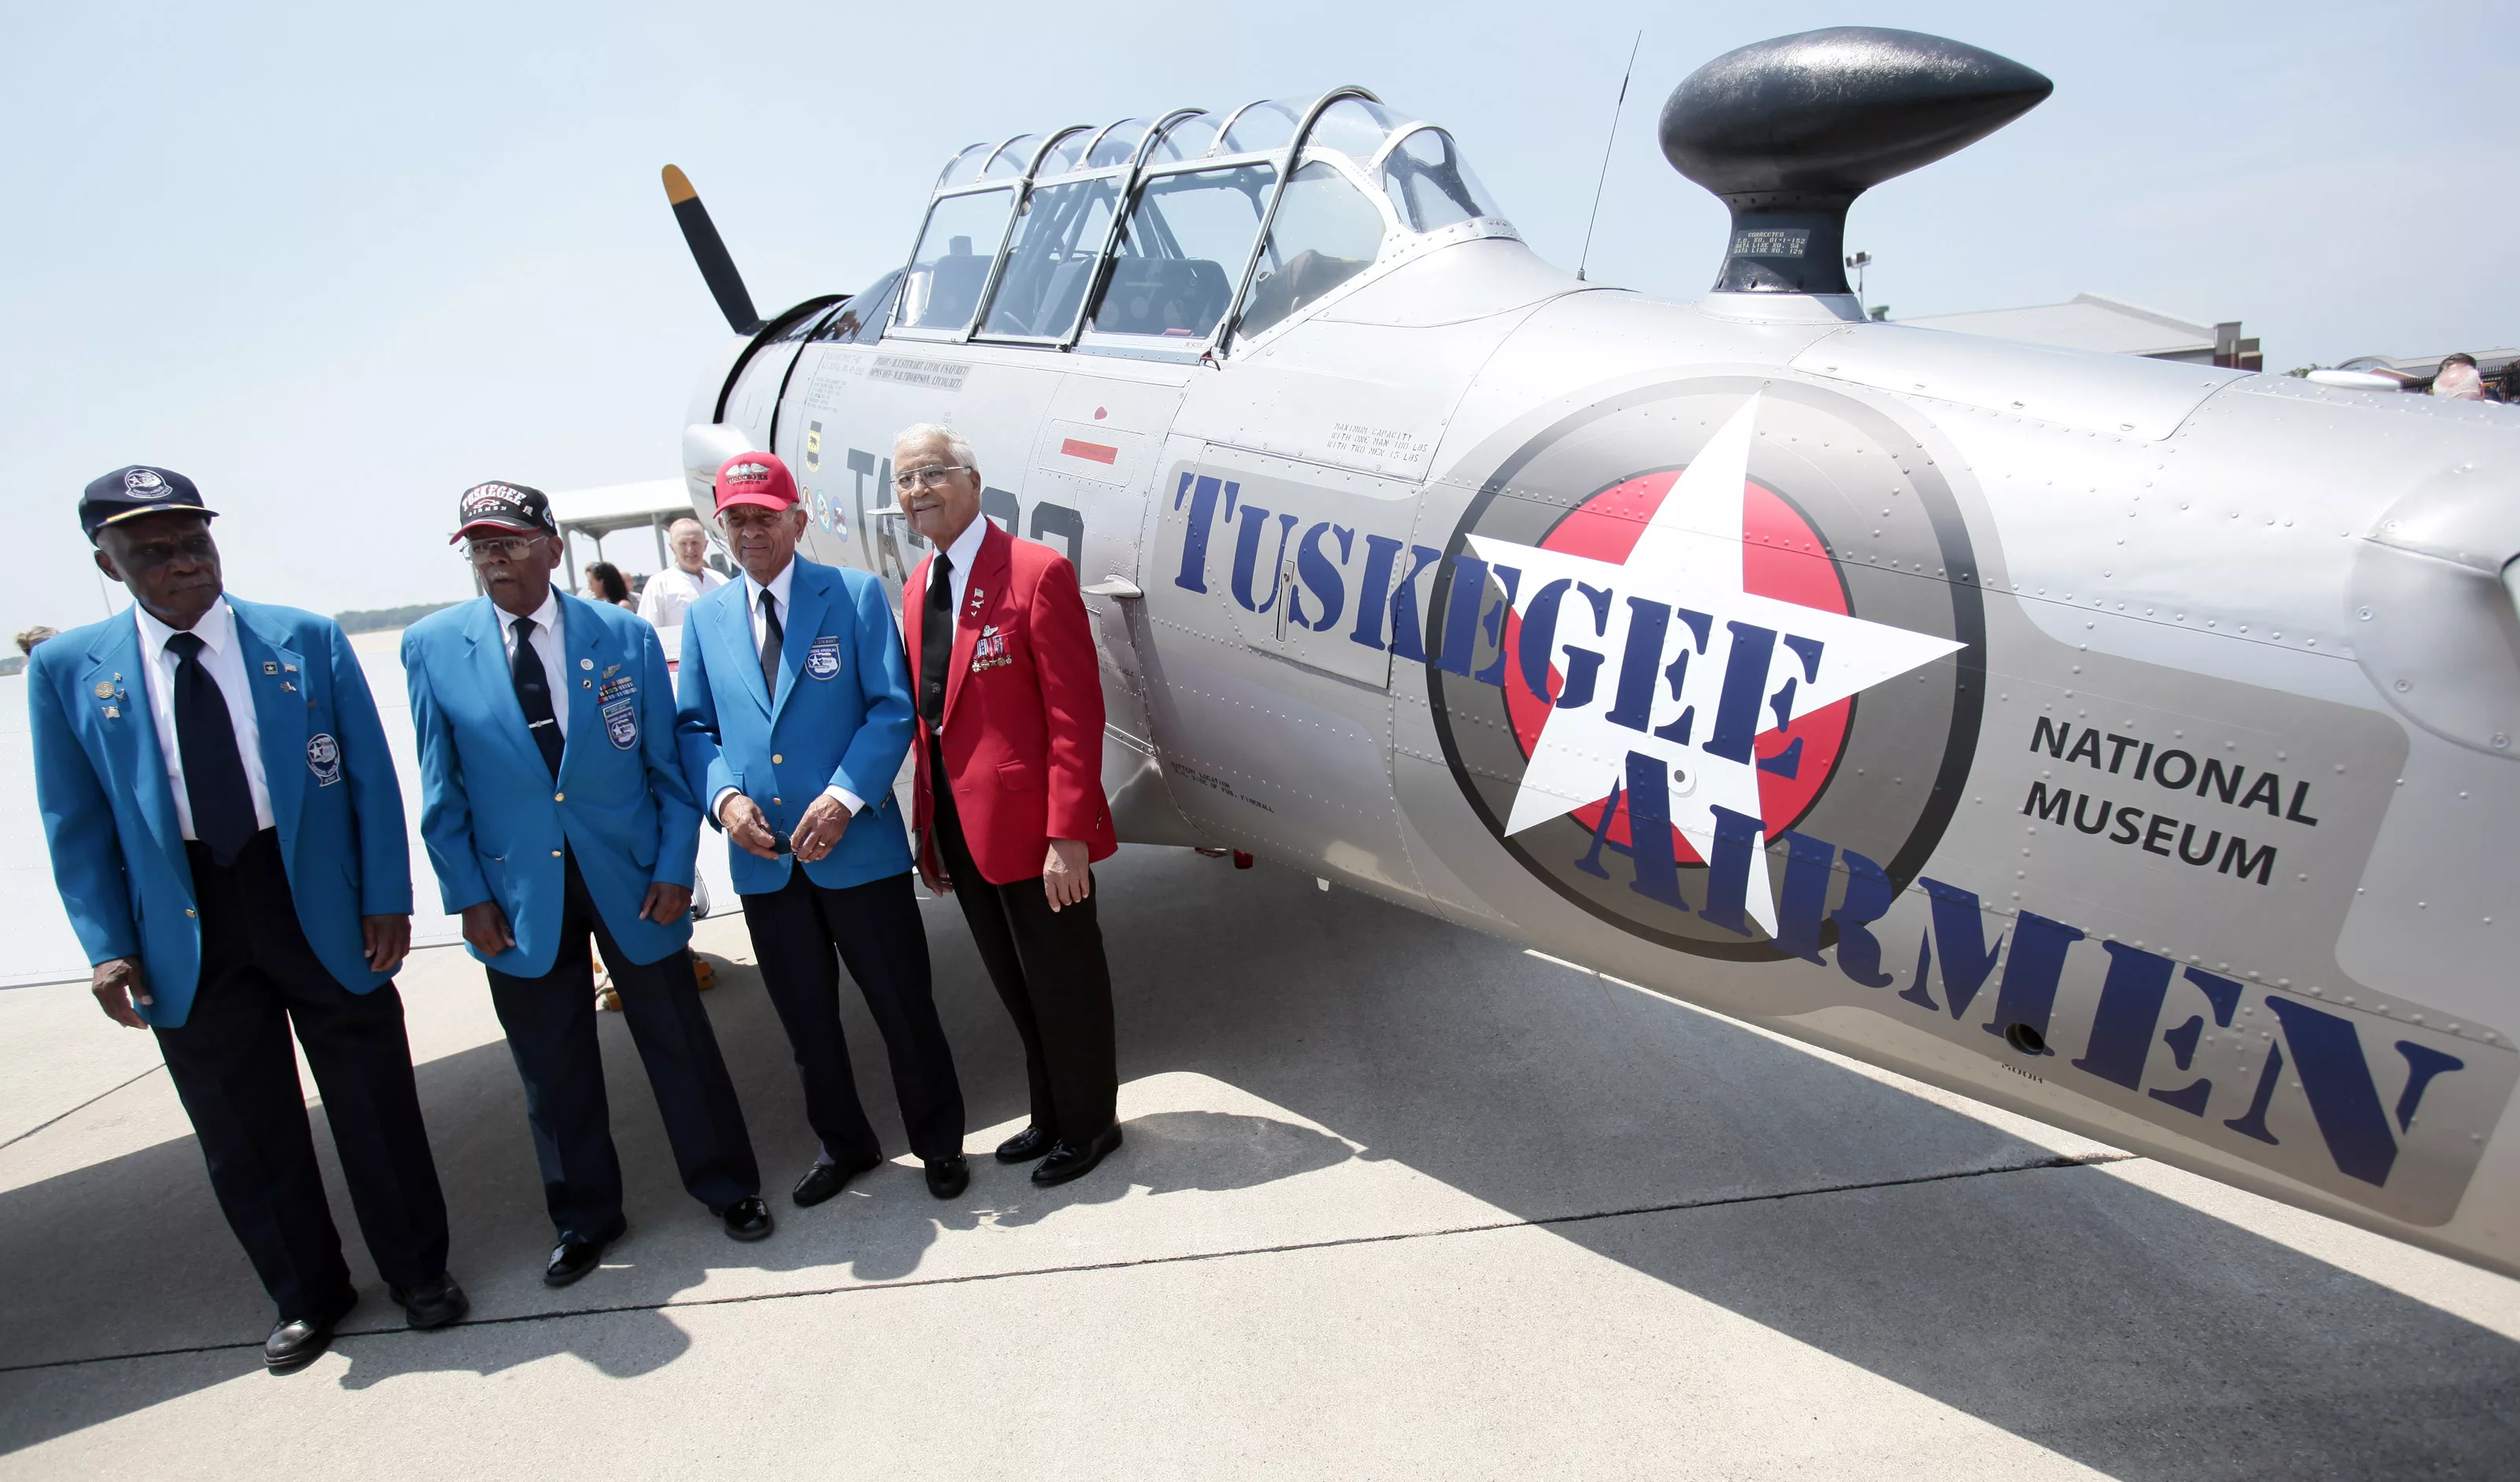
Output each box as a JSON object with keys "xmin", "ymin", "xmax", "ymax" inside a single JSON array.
[
  {"xmin": 510, "ymin": 616, "xmax": 563, "ymax": 780},
  {"xmin": 758, "ymin": 591, "xmax": 784, "ymax": 702},
  {"xmin": 920, "ymin": 554, "xmax": 954, "ymax": 728},
  {"xmin": 164, "ymin": 632, "xmax": 258, "ymax": 867}
]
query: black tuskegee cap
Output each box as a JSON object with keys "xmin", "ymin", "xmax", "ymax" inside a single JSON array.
[
  {"xmin": 80, "ymin": 465, "xmax": 217, "ymax": 539},
  {"xmin": 1659, "ymin": 28, "xmax": 2053, "ymax": 295}
]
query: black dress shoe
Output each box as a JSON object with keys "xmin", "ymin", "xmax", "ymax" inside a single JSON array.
[
  {"xmin": 721, "ymin": 1195, "xmax": 774, "ymax": 1242},
  {"xmin": 791, "ymin": 1155, "xmax": 880, "ymax": 1208},
  {"xmin": 924, "ymin": 1153, "xmax": 970, "ymax": 1199},
  {"xmin": 545, "ymin": 1221, "xmax": 624, "ymax": 1288},
  {"xmin": 387, "ymin": 1274, "xmax": 469, "ymax": 1330},
  {"xmin": 995, "ymin": 1124, "xmax": 1055, "ymax": 1164},
  {"xmin": 1031, "ymin": 1125, "xmax": 1124, "ymax": 1187},
  {"xmin": 264, "ymin": 1290, "xmax": 357, "ymax": 1372}
]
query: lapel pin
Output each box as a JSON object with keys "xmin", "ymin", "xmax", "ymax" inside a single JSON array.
[
  {"xmin": 102, "ymin": 705, "xmax": 120, "ymax": 719},
  {"xmin": 580, "ymin": 658, "xmax": 595, "ymax": 670},
  {"xmin": 93, "ymin": 680, "xmax": 115, "ymax": 698},
  {"xmin": 583, "ymin": 678, "xmax": 593, "ymax": 688},
  {"xmin": 281, "ymin": 680, "xmax": 298, "ymax": 692},
  {"xmin": 263, "ymin": 661, "xmax": 278, "ymax": 675},
  {"xmin": 283, "ymin": 662, "xmax": 297, "ymax": 673},
  {"xmin": 603, "ymin": 664, "xmax": 620, "ymax": 678}
]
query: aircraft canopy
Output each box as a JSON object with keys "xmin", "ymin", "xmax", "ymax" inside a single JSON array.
[{"xmin": 858, "ymin": 89, "xmax": 1512, "ymax": 361}]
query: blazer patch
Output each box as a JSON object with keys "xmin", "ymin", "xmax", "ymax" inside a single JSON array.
[
  {"xmin": 971, "ymin": 624, "xmax": 1012, "ymax": 672},
  {"xmin": 307, "ymin": 732, "xmax": 343, "ymax": 786},
  {"xmin": 602, "ymin": 697, "xmax": 639, "ymax": 749},
  {"xmin": 806, "ymin": 635, "xmax": 842, "ymax": 680}
]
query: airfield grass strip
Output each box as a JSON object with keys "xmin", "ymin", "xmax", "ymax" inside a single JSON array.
[
  {"xmin": 0, "ymin": 1065, "xmax": 166, "ymax": 1154},
  {"xmin": 0, "ymin": 1150, "xmax": 2137, "ymax": 1375}
]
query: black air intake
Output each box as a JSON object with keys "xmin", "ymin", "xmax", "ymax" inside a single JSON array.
[{"xmin": 1659, "ymin": 28, "xmax": 2052, "ymax": 295}]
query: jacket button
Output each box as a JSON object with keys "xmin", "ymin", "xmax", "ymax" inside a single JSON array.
[
  {"xmin": 772, "ymin": 753, "xmax": 783, "ymax": 764},
  {"xmin": 772, "ymin": 797, "xmax": 782, "ymax": 806},
  {"xmin": 554, "ymin": 791, "xmax": 565, "ymax": 802},
  {"xmin": 186, "ymin": 908, "xmax": 197, "ymax": 918},
  {"xmin": 551, "ymin": 850, "xmax": 563, "ymax": 858}
]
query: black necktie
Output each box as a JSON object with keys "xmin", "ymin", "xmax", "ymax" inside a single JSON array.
[
  {"xmin": 920, "ymin": 554, "xmax": 954, "ymax": 729},
  {"xmin": 510, "ymin": 616, "xmax": 563, "ymax": 780},
  {"xmin": 758, "ymin": 590, "xmax": 784, "ymax": 702},
  {"xmin": 164, "ymin": 632, "xmax": 258, "ymax": 867}
]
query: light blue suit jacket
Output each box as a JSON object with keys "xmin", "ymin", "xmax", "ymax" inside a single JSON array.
[
  {"xmin": 675, "ymin": 555, "xmax": 915, "ymax": 895},
  {"xmin": 402, "ymin": 592, "xmax": 701, "ymax": 977},
  {"xmin": 27, "ymin": 598, "xmax": 413, "ymax": 1027}
]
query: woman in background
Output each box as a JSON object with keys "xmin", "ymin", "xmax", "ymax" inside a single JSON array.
[{"xmin": 584, "ymin": 561, "xmax": 637, "ymax": 609}]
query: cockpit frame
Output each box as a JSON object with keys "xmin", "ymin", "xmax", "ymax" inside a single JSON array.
[{"xmin": 882, "ymin": 85, "xmax": 1514, "ymax": 362}]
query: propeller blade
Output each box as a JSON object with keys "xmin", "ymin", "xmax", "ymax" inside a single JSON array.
[{"xmin": 662, "ymin": 165, "xmax": 763, "ymax": 335}]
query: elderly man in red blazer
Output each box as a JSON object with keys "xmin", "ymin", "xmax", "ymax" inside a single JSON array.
[{"xmin": 897, "ymin": 423, "xmax": 1122, "ymax": 1187}]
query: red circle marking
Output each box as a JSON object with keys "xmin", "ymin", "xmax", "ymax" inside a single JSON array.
[{"xmin": 1499, "ymin": 470, "xmax": 1852, "ymax": 860}]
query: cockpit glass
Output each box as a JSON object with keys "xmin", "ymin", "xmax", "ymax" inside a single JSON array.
[
  {"xmin": 979, "ymin": 177, "xmax": 1122, "ymax": 339},
  {"xmin": 1037, "ymin": 128, "xmax": 1096, "ymax": 178},
  {"xmin": 1305, "ymin": 98, "xmax": 1406, "ymax": 162},
  {"xmin": 937, "ymin": 143, "xmax": 992, "ymax": 189},
  {"xmin": 899, "ymin": 188, "xmax": 1015, "ymax": 332},
  {"xmin": 1380, "ymin": 128, "xmax": 1501, "ymax": 233},
  {"xmin": 1233, "ymin": 161, "xmax": 1384, "ymax": 345},
  {"xmin": 1147, "ymin": 113, "xmax": 1219, "ymax": 164},
  {"xmin": 1220, "ymin": 100, "xmax": 1300, "ymax": 155},
  {"xmin": 1085, "ymin": 118, "xmax": 1153, "ymax": 169},
  {"xmin": 982, "ymin": 135, "xmax": 1043, "ymax": 180},
  {"xmin": 1088, "ymin": 163, "xmax": 1276, "ymax": 339}
]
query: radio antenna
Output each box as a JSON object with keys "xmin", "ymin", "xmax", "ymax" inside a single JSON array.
[{"xmin": 1576, "ymin": 30, "xmax": 1644, "ymax": 283}]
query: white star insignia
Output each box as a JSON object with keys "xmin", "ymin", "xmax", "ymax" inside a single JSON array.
[{"xmin": 1466, "ymin": 395, "xmax": 1964, "ymax": 936}]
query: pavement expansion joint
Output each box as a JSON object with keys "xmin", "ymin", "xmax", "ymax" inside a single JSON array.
[
  {"xmin": 0, "ymin": 1149, "xmax": 2141, "ymax": 1376},
  {"xmin": 0, "ymin": 1064, "xmax": 167, "ymax": 1154}
]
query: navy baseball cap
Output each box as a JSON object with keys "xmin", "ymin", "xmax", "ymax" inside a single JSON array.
[
  {"xmin": 80, "ymin": 465, "xmax": 217, "ymax": 539},
  {"xmin": 450, "ymin": 480, "xmax": 558, "ymax": 543}
]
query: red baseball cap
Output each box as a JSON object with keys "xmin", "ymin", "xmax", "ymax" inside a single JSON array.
[{"xmin": 713, "ymin": 452, "xmax": 799, "ymax": 514}]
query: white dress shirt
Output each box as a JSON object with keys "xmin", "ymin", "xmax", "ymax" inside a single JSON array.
[
  {"xmin": 713, "ymin": 557, "xmax": 860, "ymax": 825},
  {"xmin": 920, "ymin": 515, "xmax": 991, "ymax": 735},
  {"xmin": 637, "ymin": 561, "xmax": 727, "ymax": 628},
  {"xmin": 495, "ymin": 588, "xmax": 569, "ymax": 740},
  {"xmin": 134, "ymin": 596, "xmax": 276, "ymax": 839},
  {"xmin": 935, "ymin": 514, "xmax": 988, "ymax": 625}
]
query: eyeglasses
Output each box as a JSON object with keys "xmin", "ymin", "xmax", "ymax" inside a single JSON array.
[
  {"xmin": 891, "ymin": 464, "xmax": 971, "ymax": 493},
  {"xmin": 462, "ymin": 535, "xmax": 545, "ymax": 564}
]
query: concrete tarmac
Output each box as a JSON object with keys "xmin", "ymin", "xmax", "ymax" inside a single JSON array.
[{"xmin": 1, "ymin": 847, "xmax": 2514, "ymax": 1479}]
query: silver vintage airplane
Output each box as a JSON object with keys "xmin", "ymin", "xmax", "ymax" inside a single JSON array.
[{"xmin": 658, "ymin": 28, "xmax": 2520, "ymax": 1276}]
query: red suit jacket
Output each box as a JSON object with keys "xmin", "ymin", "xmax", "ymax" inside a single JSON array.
[{"xmin": 906, "ymin": 520, "xmax": 1116, "ymax": 887}]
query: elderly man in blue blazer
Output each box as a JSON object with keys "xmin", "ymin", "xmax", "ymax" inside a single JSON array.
[
  {"xmin": 28, "ymin": 467, "xmax": 461, "ymax": 1373},
  {"xmin": 405, "ymin": 480, "xmax": 768, "ymax": 1287},
  {"xmin": 678, "ymin": 451, "xmax": 969, "ymax": 1206}
]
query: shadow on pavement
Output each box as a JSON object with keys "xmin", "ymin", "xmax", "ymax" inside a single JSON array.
[{"xmin": 2, "ymin": 845, "xmax": 2516, "ymax": 1476}]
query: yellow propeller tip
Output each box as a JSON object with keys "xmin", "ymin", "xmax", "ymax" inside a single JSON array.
[{"xmin": 662, "ymin": 165, "xmax": 697, "ymax": 205}]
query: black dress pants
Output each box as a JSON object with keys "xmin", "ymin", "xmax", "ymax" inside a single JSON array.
[
  {"xmin": 154, "ymin": 829, "xmax": 450, "ymax": 1323},
  {"xmin": 740, "ymin": 866, "xmax": 965, "ymax": 1165},
  {"xmin": 484, "ymin": 851, "xmax": 759, "ymax": 1243},
  {"xmin": 930, "ymin": 772, "xmax": 1117, "ymax": 1144}
]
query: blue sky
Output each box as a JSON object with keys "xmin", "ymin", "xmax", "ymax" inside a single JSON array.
[{"xmin": 4, "ymin": 0, "xmax": 2513, "ymax": 635}]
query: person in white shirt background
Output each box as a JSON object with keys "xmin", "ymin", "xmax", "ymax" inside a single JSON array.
[{"xmin": 636, "ymin": 517, "xmax": 728, "ymax": 630}]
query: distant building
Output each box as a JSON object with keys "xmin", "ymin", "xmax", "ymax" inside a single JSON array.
[{"xmin": 1895, "ymin": 292, "xmax": 2262, "ymax": 369}]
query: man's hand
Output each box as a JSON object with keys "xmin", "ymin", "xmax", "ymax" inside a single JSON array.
[
  {"xmin": 1043, "ymin": 839, "xmax": 1091, "ymax": 913},
  {"xmin": 461, "ymin": 901, "xmax": 515, "ymax": 957},
  {"xmin": 719, "ymin": 793, "xmax": 783, "ymax": 861},
  {"xmin": 641, "ymin": 882, "xmax": 694, "ymax": 924},
  {"xmin": 91, "ymin": 957, "xmax": 151, "ymax": 1028},
  {"xmin": 790, "ymin": 794, "xmax": 851, "ymax": 863},
  {"xmin": 362, "ymin": 913, "xmax": 412, "ymax": 974}
]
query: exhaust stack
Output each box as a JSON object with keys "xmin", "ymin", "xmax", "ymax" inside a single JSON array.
[{"xmin": 1658, "ymin": 28, "xmax": 2051, "ymax": 297}]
